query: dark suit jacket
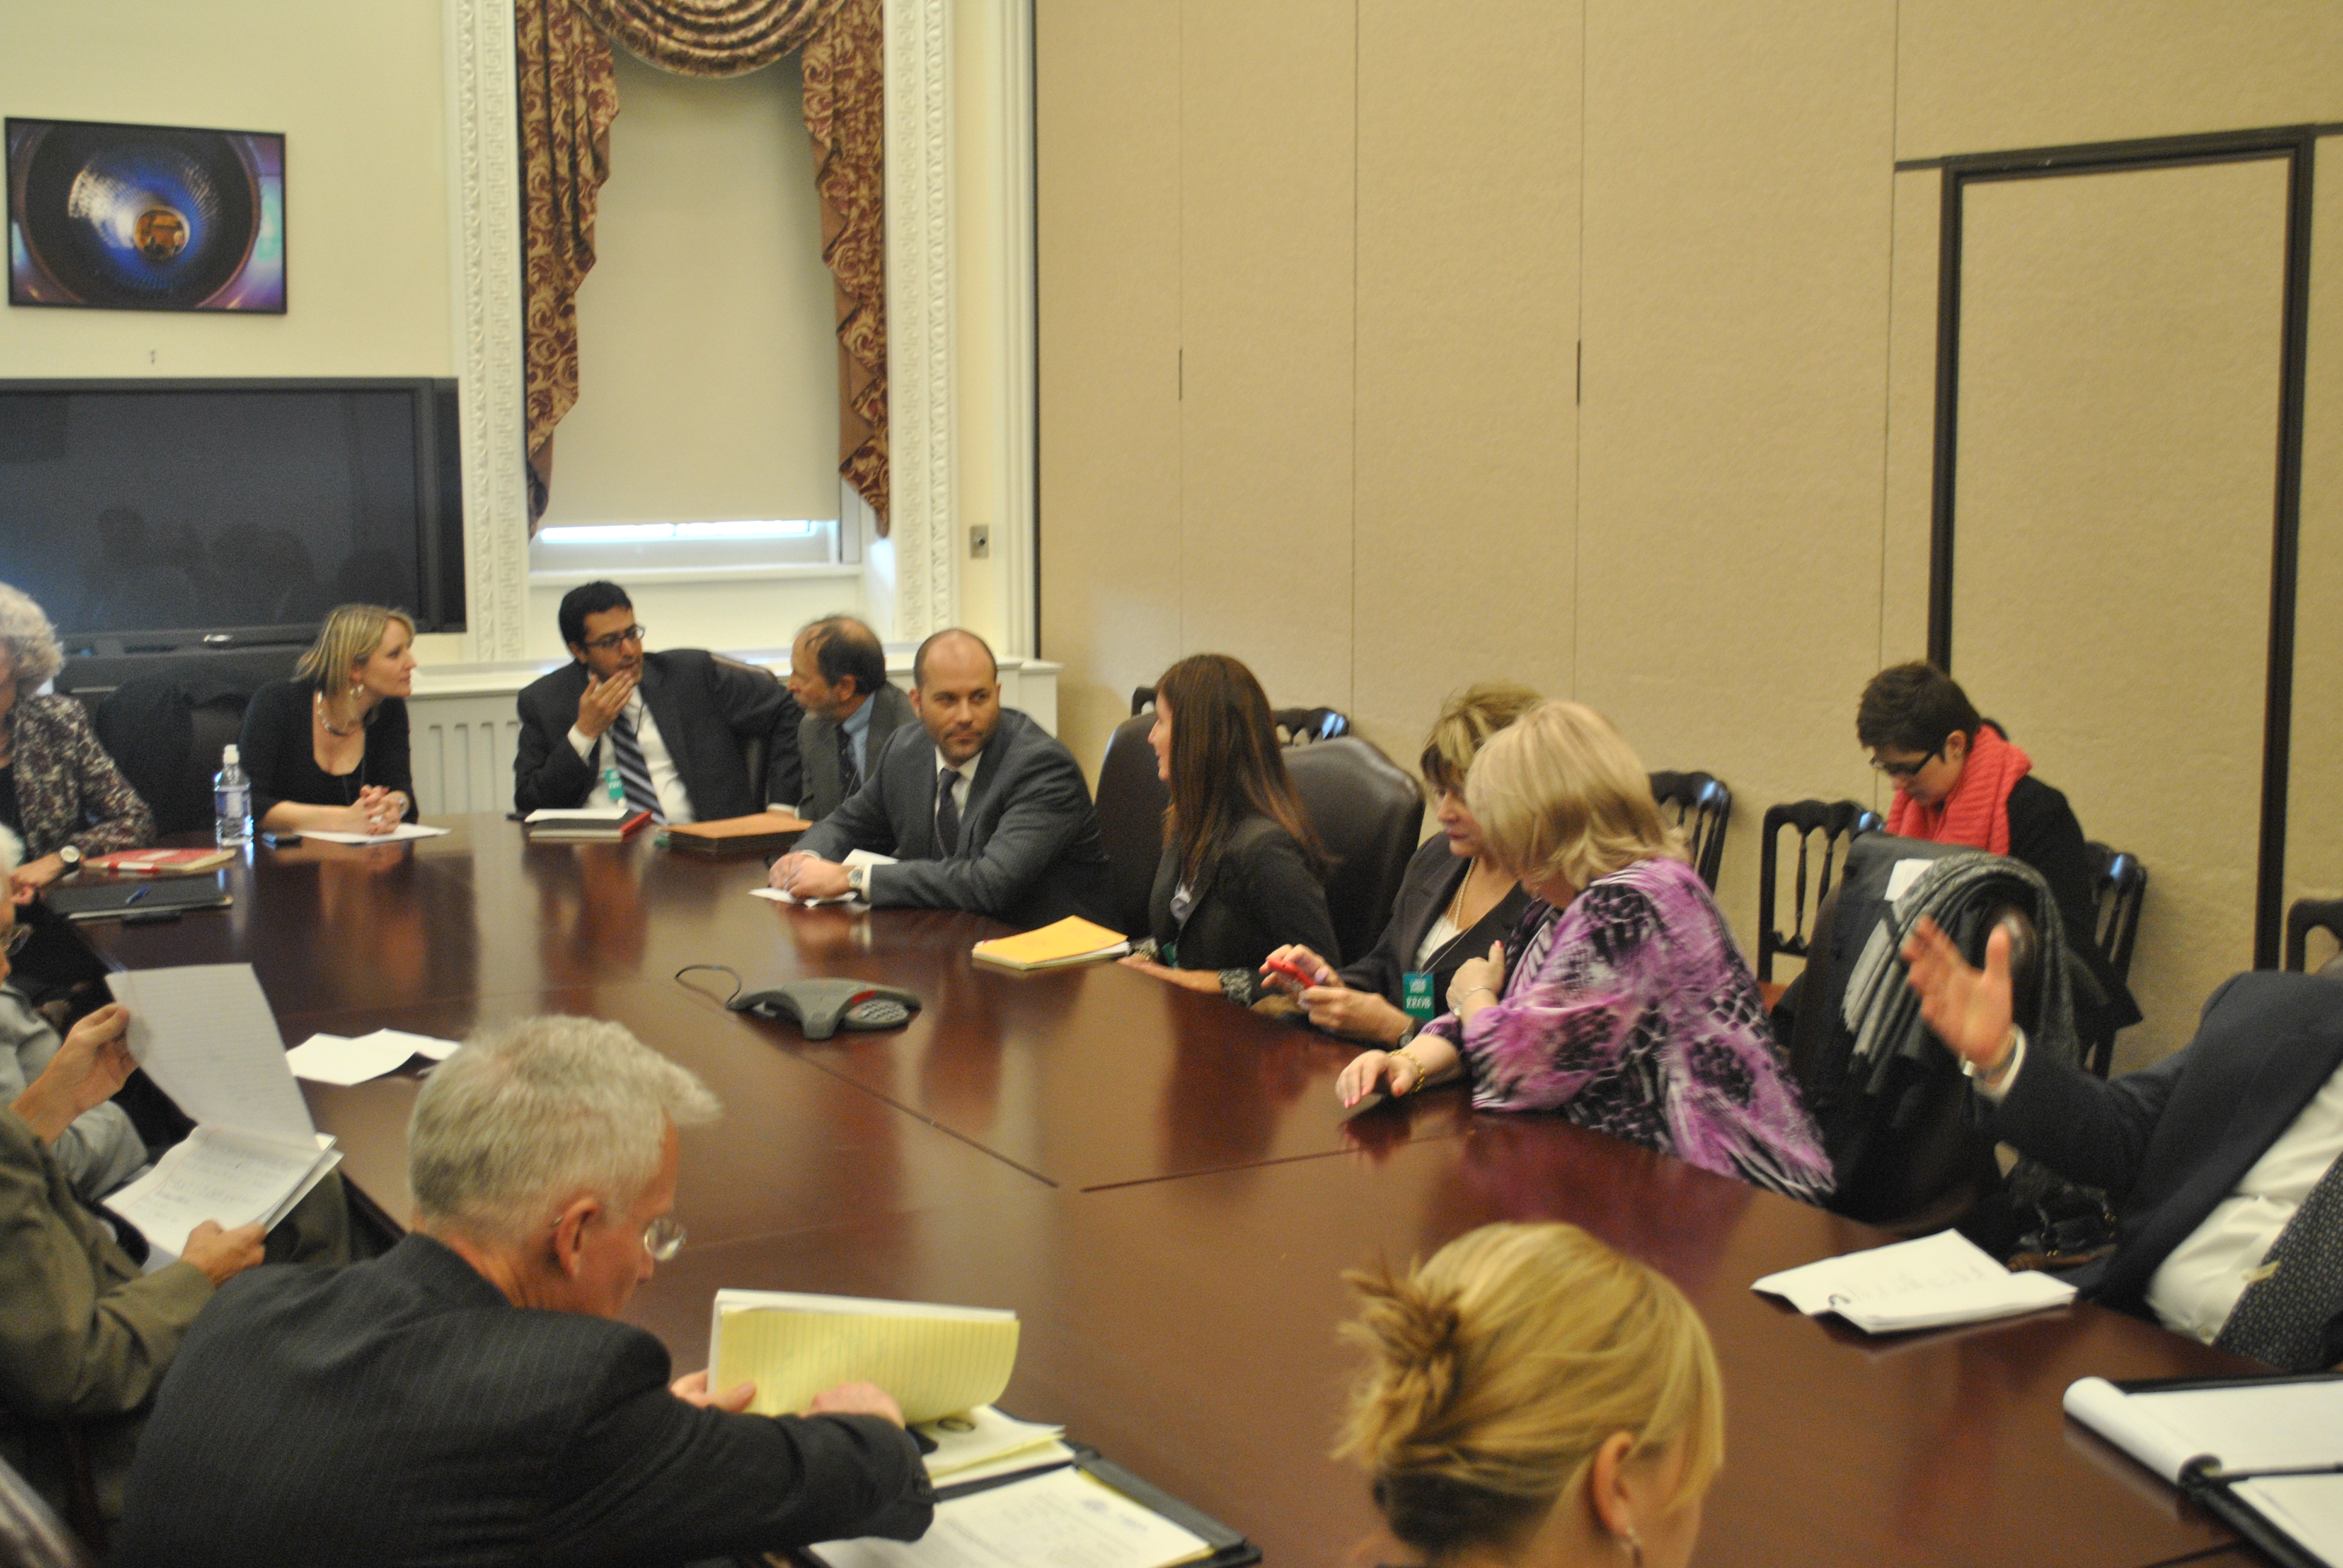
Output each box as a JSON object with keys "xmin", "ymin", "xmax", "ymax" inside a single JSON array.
[
  {"xmin": 1339, "ymin": 835, "xmax": 1530, "ymax": 1013},
  {"xmin": 1987, "ymin": 970, "xmax": 2343, "ymax": 1360},
  {"xmin": 794, "ymin": 709, "xmax": 1109, "ymax": 927},
  {"xmin": 513, "ymin": 649, "xmax": 802, "ymax": 819},
  {"xmin": 1149, "ymin": 814, "xmax": 1342, "ymax": 973},
  {"xmin": 797, "ymin": 682, "xmax": 917, "ymax": 822},
  {"xmin": 111, "ymin": 1234, "xmax": 932, "ymax": 1568},
  {"xmin": 2004, "ymin": 773, "xmax": 2141, "ymax": 1040}
]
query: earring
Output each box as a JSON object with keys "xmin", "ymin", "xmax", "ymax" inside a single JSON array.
[{"xmin": 1617, "ymin": 1530, "xmax": 1645, "ymax": 1568}]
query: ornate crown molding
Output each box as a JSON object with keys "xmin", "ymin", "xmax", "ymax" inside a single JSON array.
[
  {"xmin": 882, "ymin": 0, "xmax": 958, "ymax": 641},
  {"xmin": 447, "ymin": 0, "xmax": 532, "ymax": 659}
]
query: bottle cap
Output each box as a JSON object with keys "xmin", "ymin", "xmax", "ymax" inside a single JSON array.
[{"xmin": 222, "ymin": 745, "xmax": 240, "ymax": 765}]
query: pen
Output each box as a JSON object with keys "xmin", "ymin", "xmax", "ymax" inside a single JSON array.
[{"xmin": 123, "ymin": 886, "xmax": 148, "ymax": 906}]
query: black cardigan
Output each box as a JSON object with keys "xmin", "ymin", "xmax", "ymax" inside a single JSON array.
[
  {"xmin": 1340, "ymin": 834, "xmax": 1530, "ymax": 1013},
  {"xmin": 1149, "ymin": 814, "xmax": 1341, "ymax": 974},
  {"xmin": 237, "ymin": 680, "xmax": 418, "ymax": 826},
  {"xmin": 2004, "ymin": 774, "xmax": 2140, "ymax": 1039}
]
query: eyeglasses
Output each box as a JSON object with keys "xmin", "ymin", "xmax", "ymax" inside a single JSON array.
[
  {"xmin": 582, "ymin": 624, "xmax": 647, "ymax": 653},
  {"xmin": 1869, "ymin": 747, "xmax": 1942, "ymax": 782},
  {"xmin": 643, "ymin": 1215, "xmax": 686, "ymax": 1261},
  {"xmin": 2, "ymin": 926, "xmax": 30, "ymax": 958}
]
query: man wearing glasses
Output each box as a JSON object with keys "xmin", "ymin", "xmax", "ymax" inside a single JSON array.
[
  {"xmin": 513, "ymin": 580, "xmax": 804, "ymax": 820},
  {"xmin": 112, "ymin": 1016, "xmax": 931, "ymax": 1567}
]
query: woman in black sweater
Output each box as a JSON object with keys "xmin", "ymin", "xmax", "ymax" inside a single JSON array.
[
  {"xmin": 1264, "ymin": 683, "xmax": 1538, "ymax": 1048},
  {"xmin": 1119, "ymin": 654, "xmax": 1339, "ymax": 1005},
  {"xmin": 239, "ymin": 605, "xmax": 420, "ymax": 837}
]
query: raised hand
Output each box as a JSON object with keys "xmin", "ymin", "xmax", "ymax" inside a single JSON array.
[
  {"xmin": 577, "ymin": 670, "xmax": 638, "ymax": 741},
  {"xmin": 1900, "ymin": 915, "xmax": 2015, "ymax": 1070}
]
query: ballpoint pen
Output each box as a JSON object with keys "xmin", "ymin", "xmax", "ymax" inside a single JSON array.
[{"xmin": 123, "ymin": 886, "xmax": 148, "ymax": 906}]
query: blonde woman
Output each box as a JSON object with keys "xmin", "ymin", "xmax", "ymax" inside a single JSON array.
[
  {"xmin": 1335, "ymin": 702, "xmax": 1832, "ymax": 1202},
  {"xmin": 0, "ymin": 584, "xmax": 154, "ymax": 901},
  {"xmin": 1264, "ymin": 683, "xmax": 1538, "ymax": 1045},
  {"xmin": 238, "ymin": 605, "xmax": 419, "ymax": 836},
  {"xmin": 1339, "ymin": 1222, "xmax": 1722, "ymax": 1568}
]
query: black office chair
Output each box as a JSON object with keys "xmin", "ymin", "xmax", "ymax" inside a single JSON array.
[
  {"xmin": 1648, "ymin": 771, "xmax": 1731, "ymax": 893},
  {"xmin": 2287, "ymin": 897, "xmax": 2343, "ymax": 976},
  {"xmin": 0, "ymin": 1448, "xmax": 95, "ymax": 1566},
  {"xmin": 2080, "ymin": 842, "xmax": 2148, "ymax": 1076},
  {"xmin": 1093, "ymin": 711, "xmax": 1171, "ymax": 938},
  {"xmin": 1271, "ymin": 707, "xmax": 1349, "ymax": 746},
  {"xmin": 711, "ymin": 654, "xmax": 782, "ymax": 805},
  {"xmin": 91, "ymin": 661, "xmax": 286, "ymax": 837},
  {"xmin": 1755, "ymin": 799, "xmax": 1881, "ymax": 987},
  {"xmin": 1284, "ymin": 736, "xmax": 1424, "ymax": 967}
]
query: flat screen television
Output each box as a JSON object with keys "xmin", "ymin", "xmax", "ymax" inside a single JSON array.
[{"xmin": 0, "ymin": 377, "xmax": 465, "ymax": 657}]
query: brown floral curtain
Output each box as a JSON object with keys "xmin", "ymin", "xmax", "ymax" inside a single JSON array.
[{"xmin": 516, "ymin": 0, "xmax": 889, "ymax": 531}]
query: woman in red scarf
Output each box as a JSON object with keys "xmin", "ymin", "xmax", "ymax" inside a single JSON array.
[{"xmin": 1856, "ymin": 662, "xmax": 2140, "ymax": 1045}]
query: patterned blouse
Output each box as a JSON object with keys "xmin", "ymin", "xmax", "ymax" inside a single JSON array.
[
  {"xmin": 1420, "ymin": 855, "xmax": 1835, "ymax": 1203},
  {"xmin": 4, "ymin": 694, "xmax": 155, "ymax": 860}
]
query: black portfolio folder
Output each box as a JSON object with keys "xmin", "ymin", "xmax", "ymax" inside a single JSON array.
[
  {"xmin": 46, "ymin": 875, "xmax": 231, "ymax": 921},
  {"xmin": 2116, "ymin": 1373, "xmax": 2343, "ymax": 1568}
]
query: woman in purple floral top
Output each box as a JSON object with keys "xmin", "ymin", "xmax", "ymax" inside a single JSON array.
[{"xmin": 1337, "ymin": 701, "xmax": 1834, "ymax": 1203}]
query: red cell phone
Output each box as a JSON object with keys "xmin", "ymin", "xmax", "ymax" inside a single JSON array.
[{"xmin": 1259, "ymin": 956, "xmax": 1319, "ymax": 991}]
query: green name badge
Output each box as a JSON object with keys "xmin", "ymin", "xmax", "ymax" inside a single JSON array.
[{"xmin": 1401, "ymin": 970, "xmax": 1437, "ymax": 1022}]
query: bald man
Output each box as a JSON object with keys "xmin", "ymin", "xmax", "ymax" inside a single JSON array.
[{"xmin": 770, "ymin": 630, "xmax": 1109, "ymax": 928}]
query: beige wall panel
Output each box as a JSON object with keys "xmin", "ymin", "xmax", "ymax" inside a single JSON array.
[
  {"xmin": 2287, "ymin": 137, "xmax": 2343, "ymax": 962},
  {"xmin": 1177, "ymin": 0, "xmax": 1357, "ymax": 714},
  {"xmin": 1035, "ymin": 0, "xmax": 1185, "ymax": 776},
  {"xmin": 1879, "ymin": 169, "xmax": 1941, "ymax": 712},
  {"xmin": 1952, "ymin": 160, "xmax": 2289, "ymax": 1070},
  {"xmin": 1576, "ymin": 0, "xmax": 1897, "ymax": 956},
  {"xmin": 1351, "ymin": 0, "xmax": 1580, "ymax": 772},
  {"xmin": 1899, "ymin": 1, "xmax": 2343, "ymax": 163}
]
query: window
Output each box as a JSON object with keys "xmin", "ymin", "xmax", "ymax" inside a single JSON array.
[{"xmin": 528, "ymin": 518, "xmax": 838, "ymax": 579}]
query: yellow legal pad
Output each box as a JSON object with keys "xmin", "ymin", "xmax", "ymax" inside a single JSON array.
[
  {"xmin": 971, "ymin": 916, "xmax": 1132, "ymax": 972},
  {"xmin": 709, "ymin": 1290, "xmax": 1019, "ymax": 1424}
]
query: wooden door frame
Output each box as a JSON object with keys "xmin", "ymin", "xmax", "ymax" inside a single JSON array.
[{"xmin": 1902, "ymin": 125, "xmax": 2333, "ymax": 967}]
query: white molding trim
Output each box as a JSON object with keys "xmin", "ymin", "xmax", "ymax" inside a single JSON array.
[
  {"xmin": 445, "ymin": 0, "xmax": 531, "ymax": 660},
  {"xmin": 880, "ymin": 0, "xmax": 958, "ymax": 641},
  {"xmin": 995, "ymin": 0, "xmax": 1037, "ymax": 657}
]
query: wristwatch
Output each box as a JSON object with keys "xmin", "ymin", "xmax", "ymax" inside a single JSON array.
[
  {"xmin": 55, "ymin": 845, "xmax": 80, "ymax": 873},
  {"xmin": 847, "ymin": 863, "xmax": 871, "ymax": 901}
]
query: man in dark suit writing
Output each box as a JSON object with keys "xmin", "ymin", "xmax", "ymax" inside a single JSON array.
[
  {"xmin": 770, "ymin": 629, "xmax": 1109, "ymax": 927},
  {"xmin": 111, "ymin": 1016, "xmax": 932, "ymax": 1568},
  {"xmin": 513, "ymin": 580, "xmax": 802, "ymax": 820},
  {"xmin": 788, "ymin": 613, "xmax": 916, "ymax": 823},
  {"xmin": 1906, "ymin": 918, "xmax": 2343, "ymax": 1371}
]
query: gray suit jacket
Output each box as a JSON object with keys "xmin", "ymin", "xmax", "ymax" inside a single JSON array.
[
  {"xmin": 795, "ymin": 709, "xmax": 1110, "ymax": 927},
  {"xmin": 797, "ymin": 682, "xmax": 917, "ymax": 823}
]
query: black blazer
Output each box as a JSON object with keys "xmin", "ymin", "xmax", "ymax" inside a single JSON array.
[
  {"xmin": 111, "ymin": 1234, "xmax": 932, "ymax": 1568},
  {"xmin": 1987, "ymin": 970, "xmax": 2343, "ymax": 1358},
  {"xmin": 795, "ymin": 708, "xmax": 1110, "ymax": 928},
  {"xmin": 1339, "ymin": 835, "xmax": 1530, "ymax": 1011},
  {"xmin": 796, "ymin": 681, "xmax": 917, "ymax": 822},
  {"xmin": 2004, "ymin": 773, "xmax": 2141, "ymax": 1039},
  {"xmin": 237, "ymin": 681, "xmax": 418, "ymax": 826},
  {"xmin": 1149, "ymin": 814, "xmax": 1342, "ymax": 973},
  {"xmin": 513, "ymin": 648, "xmax": 802, "ymax": 819}
]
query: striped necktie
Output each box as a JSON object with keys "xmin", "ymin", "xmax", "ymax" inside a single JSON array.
[
  {"xmin": 837, "ymin": 724, "xmax": 860, "ymax": 797},
  {"xmin": 608, "ymin": 708, "xmax": 665, "ymax": 823},
  {"xmin": 935, "ymin": 767, "xmax": 962, "ymax": 856},
  {"xmin": 2215, "ymin": 1152, "xmax": 2343, "ymax": 1371}
]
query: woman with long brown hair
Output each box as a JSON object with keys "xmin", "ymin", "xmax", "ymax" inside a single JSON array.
[{"xmin": 1119, "ymin": 653, "xmax": 1340, "ymax": 1003}]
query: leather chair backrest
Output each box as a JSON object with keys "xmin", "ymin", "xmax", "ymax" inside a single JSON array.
[
  {"xmin": 93, "ymin": 663, "xmax": 278, "ymax": 838},
  {"xmin": 712, "ymin": 655, "xmax": 778, "ymax": 805},
  {"xmin": 1283, "ymin": 736, "xmax": 1424, "ymax": 967},
  {"xmin": 1093, "ymin": 711, "xmax": 1169, "ymax": 938}
]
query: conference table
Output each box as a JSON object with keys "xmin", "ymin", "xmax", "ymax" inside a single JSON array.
[{"xmin": 78, "ymin": 815, "xmax": 2263, "ymax": 1568}]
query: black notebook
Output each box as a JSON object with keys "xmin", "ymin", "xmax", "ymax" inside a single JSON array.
[{"xmin": 47, "ymin": 876, "xmax": 231, "ymax": 921}]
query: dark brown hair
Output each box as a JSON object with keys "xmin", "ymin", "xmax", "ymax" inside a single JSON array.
[
  {"xmin": 1856, "ymin": 662, "xmax": 1982, "ymax": 756},
  {"xmin": 1156, "ymin": 653, "xmax": 1326, "ymax": 884}
]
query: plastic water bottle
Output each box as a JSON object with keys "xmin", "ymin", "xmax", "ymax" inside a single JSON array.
[{"xmin": 214, "ymin": 745, "xmax": 252, "ymax": 848}]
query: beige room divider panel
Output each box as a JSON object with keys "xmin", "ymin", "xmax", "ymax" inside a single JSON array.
[
  {"xmin": 2286, "ymin": 138, "xmax": 2343, "ymax": 965},
  {"xmin": 1949, "ymin": 158, "xmax": 2290, "ymax": 1070}
]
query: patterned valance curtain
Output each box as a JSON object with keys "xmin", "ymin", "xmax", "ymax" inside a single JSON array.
[{"xmin": 516, "ymin": 0, "xmax": 890, "ymax": 532}]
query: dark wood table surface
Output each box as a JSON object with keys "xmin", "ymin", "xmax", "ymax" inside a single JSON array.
[{"xmin": 77, "ymin": 815, "xmax": 2258, "ymax": 1568}]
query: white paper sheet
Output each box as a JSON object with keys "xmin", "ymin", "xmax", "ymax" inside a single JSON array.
[
  {"xmin": 524, "ymin": 805, "xmax": 626, "ymax": 823},
  {"xmin": 353, "ymin": 1027, "xmax": 462, "ymax": 1062},
  {"xmin": 1751, "ymin": 1229, "xmax": 2074, "ymax": 1330},
  {"xmin": 810, "ymin": 1468, "xmax": 1211, "ymax": 1568},
  {"xmin": 917, "ymin": 1405, "xmax": 1068, "ymax": 1480},
  {"xmin": 2234, "ymin": 1473, "xmax": 2343, "ymax": 1565},
  {"xmin": 286, "ymin": 1033, "xmax": 418, "ymax": 1086},
  {"xmin": 107, "ymin": 965, "xmax": 314, "ymax": 1143},
  {"xmin": 106, "ymin": 1127, "xmax": 339, "ymax": 1246},
  {"xmin": 2065, "ymin": 1376, "xmax": 2343, "ymax": 1484},
  {"xmin": 299, "ymin": 823, "xmax": 453, "ymax": 844}
]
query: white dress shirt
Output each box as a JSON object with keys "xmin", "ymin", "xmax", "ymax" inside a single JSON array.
[
  {"xmin": 1979, "ymin": 1036, "xmax": 2343, "ymax": 1345},
  {"xmin": 567, "ymin": 694, "xmax": 696, "ymax": 825}
]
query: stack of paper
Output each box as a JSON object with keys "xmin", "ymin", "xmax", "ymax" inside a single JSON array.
[
  {"xmin": 301, "ymin": 823, "xmax": 454, "ymax": 846},
  {"xmin": 917, "ymin": 1406, "xmax": 1072, "ymax": 1485},
  {"xmin": 1751, "ymin": 1229, "xmax": 2077, "ymax": 1333},
  {"xmin": 708, "ymin": 1289, "xmax": 1018, "ymax": 1423},
  {"xmin": 286, "ymin": 1028, "xmax": 462, "ymax": 1086},
  {"xmin": 971, "ymin": 916, "xmax": 1132, "ymax": 972},
  {"xmin": 810, "ymin": 1468, "xmax": 1216, "ymax": 1568},
  {"xmin": 752, "ymin": 849, "xmax": 898, "ymax": 907},
  {"xmin": 524, "ymin": 807, "xmax": 652, "ymax": 842},
  {"xmin": 102, "ymin": 965, "xmax": 342, "ymax": 1255}
]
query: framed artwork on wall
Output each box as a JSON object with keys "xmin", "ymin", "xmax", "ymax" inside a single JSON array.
[{"xmin": 5, "ymin": 116, "xmax": 284, "ymax": 313}]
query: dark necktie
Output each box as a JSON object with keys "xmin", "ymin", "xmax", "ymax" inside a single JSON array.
[
  {"xmin": 608, "ymin": 708, "xmax": 665, "ymax": 823},
  {"xmin": 935, "ymin": 768, "xmax": 962, "ymax": 857},
  {"xmin": 2215, "ymin": 1152, "xmax": 2343, "ymax": 1371},
  {"xmin": 837, "ymin": 725, "xmax": 860, "ymax": 797}
]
